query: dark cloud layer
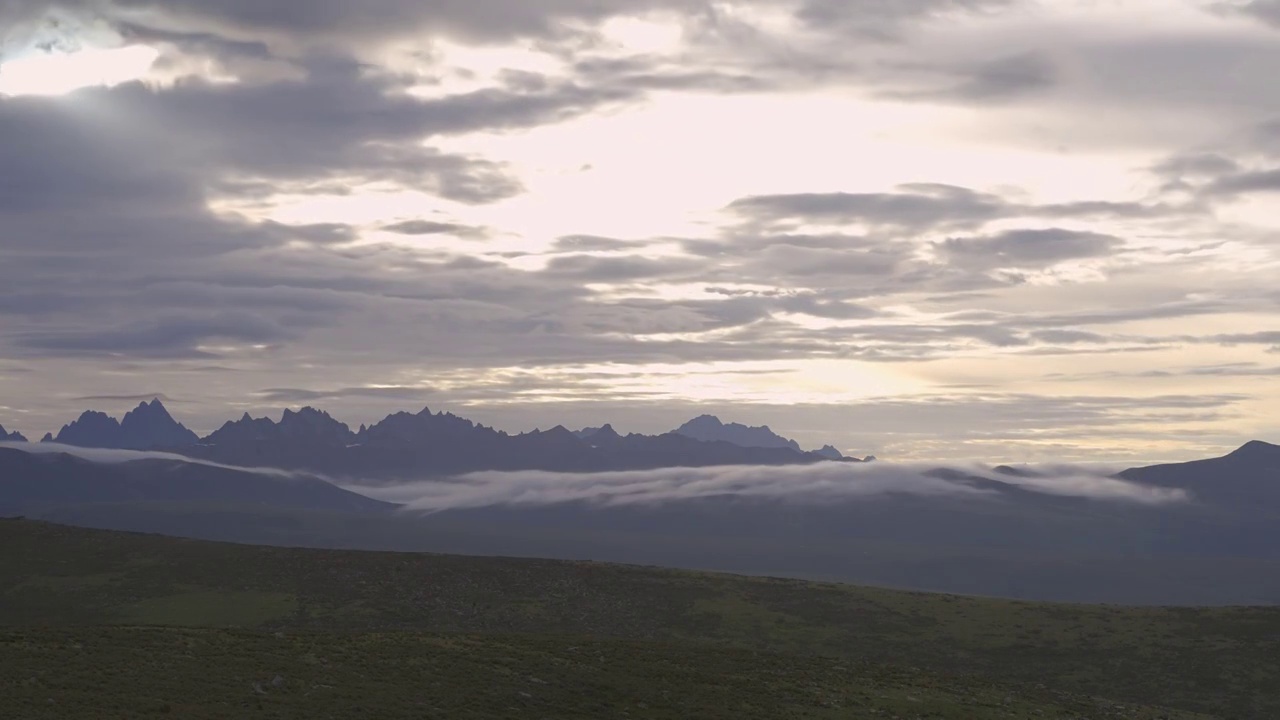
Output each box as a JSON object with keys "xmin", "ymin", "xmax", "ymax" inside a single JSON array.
[
  {"xmin": 728, "ymin": 184, "xmax": 1009, "ymax": 231},
  {"xmin": 1227, "ymin": 0, "xmax": 1280, "ymax": 27},
  {"xmin": 0, "ymin": 0, "xmax": 1277, "ymax": 459},
  {"xmin": 938, "ymin": 229, "xmax": 1123, "ymax": 269}
]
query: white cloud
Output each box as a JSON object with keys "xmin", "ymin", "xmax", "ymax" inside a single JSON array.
[{"xmin": 345, "ymin": 460, "xmax": 1188, "ymax": 512}]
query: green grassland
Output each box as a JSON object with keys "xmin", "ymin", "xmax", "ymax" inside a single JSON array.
[{"xmin": 2, "ymin": 519, "xmax": 1277, "ymax": 718}]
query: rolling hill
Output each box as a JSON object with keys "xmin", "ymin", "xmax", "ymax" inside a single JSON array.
[{"xmin": 1, "ymin": 519, "xmax": 1274, "ymax": 718}]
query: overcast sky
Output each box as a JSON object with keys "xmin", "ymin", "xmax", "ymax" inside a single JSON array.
[{"xmin": 0, "ymin": 0, "xmax": 1278, "ymax": 461}]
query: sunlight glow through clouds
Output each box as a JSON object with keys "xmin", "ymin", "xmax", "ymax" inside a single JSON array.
[
  {"xmin": 0, "ymin": 45, "xmax": 158, "ymax": 96},
  {"xmin": 441, "ymin": 360, "xmax": 922, "ymax": 406},
  {"xmin": 426, "ymin": 92, "xmax": 1154, "ymax": 244},
  {"xmin": 597, "ymin": 16, "xmax": 686, "ymax": 55}
]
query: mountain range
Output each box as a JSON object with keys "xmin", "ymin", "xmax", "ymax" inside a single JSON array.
[
  {"xmin": 0, "ymin": 424, "xmax": 26, "ymax": 443},
  {"xmin": 46, "ymin": 400, "xmax": 199, "ymax": 451},
  {"xmin": 8, "ymin": 401, "xmax": 861, "ymax": 480},
  {"xmin": 4, "ymin": 399, "xmax": 1280, "ymax": 604}
]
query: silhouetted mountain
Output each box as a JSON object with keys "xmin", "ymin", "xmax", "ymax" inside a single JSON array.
[
  {"xmin": 196, "ymin": 407, "xmax": 356, "ymax": 470},
  {"xmin": 1118, "ymin": 440, "xmax": 1280, "ymax": 507},
  {"xmin": 120, "ymin": 400, "xmax": 198, "ymax": 449},
  {"xmin": 0, "ymin": 446, "xmax": 391, "ymax": 516},
  {"xmin": 54, "ymin": 410, "xmax": 123, "ymax": 448},
  {"xmin": 815, "ymin": 445, "xmax": 844, "ymax": 460},
  {"xmin": 51, "ymin": 400, "xmax": 197, "ymax": 451},
  {"xmin": 178, "ymin": 407, "xmax": 841, "ymax": 480},
  {"xmin": 579, "ymin": 424, "xmax": 621, "ymax": 446},
  {"xmin": 40, "ymin": 433, "xmax": 54, "ymax": 443},
  {"xmin": 675, "ymin": 415, "xmax": 803, "ymax": 452},
  {"xmin": 0, "ymin": 424, "xmax": 26, "ymax": 442},
  {"xmin": 356, "ymin": 408, "xmax": 499, "ymax": 448}
]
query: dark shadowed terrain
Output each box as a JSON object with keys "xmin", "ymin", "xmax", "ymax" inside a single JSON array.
[{"xmin": 5, "ymin": 520, "xmax": 1277, "ymax": 719}]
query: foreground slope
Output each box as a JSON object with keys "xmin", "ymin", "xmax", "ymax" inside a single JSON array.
[
  {"xmin": 1, "ymin": 628, "xmax": 1208, "ymax": 720},
  {"xmin": 2, "ymin": 520, "xmax": 1276, "ymax": 718}
]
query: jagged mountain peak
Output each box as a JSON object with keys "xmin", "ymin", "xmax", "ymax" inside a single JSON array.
[
  {"xmin": 815, "ymin": 445, "xmax": 844, "ymax": 460},
  {"xmin": 53, "ymin": 411, "xmax": 122, "ymax": 449},
  {"xmin": 52, "ymin": 400, "xmax": 197, "ymax": 451},
  {"xmin": 675, "ymin": 415, "xmax": 802, "ymax": 453},
  {"xmin": 0, "ymin": 424, "xmax": 27, "ymax": 442},
  {"xmin": 282, "ymin": 406, "xmax": 331, "ymax": 420},
  {"xmin": 119, "ymin": 399, "xmax": 198, "ymax": 450},
  {"xmin": 128, "ymin": 398, "xmax": 168, "ymax": 412}
]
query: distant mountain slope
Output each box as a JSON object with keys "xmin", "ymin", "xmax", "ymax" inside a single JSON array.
[
  {"xmin": 675, "ymin": 415, "xmax": 804, "ymax": 452},
  {"xmin": 0, "ymin": 447, "xmax": 391, "ymax": 516},
  {"xmin": 51, "ymin": 400, "xmax": 198, "ymax": 450},
  {"xmin": 0, "ymin": 424, "xmax": 26, "ymax": 442},
  {"xmin": 1119, "ymin": 440, "xmax": 1280, "ymax": 507}
]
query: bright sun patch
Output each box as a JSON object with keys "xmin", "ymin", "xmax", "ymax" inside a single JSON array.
[{"xmin": 0, "ymin": 45, "xmax": 159, "ymax": 97}]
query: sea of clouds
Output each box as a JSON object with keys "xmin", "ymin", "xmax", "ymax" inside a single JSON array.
[{"xmin": 1, "ymin": 441, "xmax": 1188, "ymax": 510}]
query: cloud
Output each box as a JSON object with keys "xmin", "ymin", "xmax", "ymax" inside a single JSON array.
[
  {"xmin": 256, "ymin": 386, "xmax": 435, "ymax": 404},
  {"xmin": 0, "ymin": 440, "xmax": 296, "ymax": 477},
  {"xmin": 727, "ymin": 184, "xmax": 1008, "ymax": 231},
  {"xmin": 1219, "ymin": 0, "xmax": 1280, "ymax": 27},
  {"xmin": 554, "ymin": 235, "xmax": 653, "ymax": 252},
  {"xmin": 72, "ymin": 393, "xmax": 175, "ymax": 403},
  {"xmin": 543, "ymin": 253, "xmax": 704, "ymax": 282},
  {"xmin": 1207, "ymin": 331, "xmax": 1280, "ymax": 347},
  {"xmin": 1152, "ymin": 153, "xmax": 1242, "ymax": 179},
  {"xmin": 882, "ymin": 51, "xmax": 1058, "ymax": 103},
  {"xmin": 1, "ymin": 0, "xmax": 695, "ymax": 50},
  {"xmin": 12, "ymin": 313, "xmax": 307, "ymax": 360},
  {"xmin": 937, "ymin": 228, "xmax": 1124, "ymax": 269},
  {"xmin": 1206, "ymin": 168, "xmax": 1280, "ymax": 196},
  {"xmin": 950, "ymin": 51, "xmax": 1056, "ymax": 100},
  {"xmin": 344, "ymin": 459, "xmax": 1187, "ymax": 513},
  {"xmin": 794, "ymin": 0, "xmax": 1016, "ymax": 40},
  {"xmin": 382, "ymin": 220, "xmax": 488, "ymax": 239}
]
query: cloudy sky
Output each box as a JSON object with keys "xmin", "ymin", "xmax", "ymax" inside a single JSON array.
[{"xmin": 0, "ymin": 0, "xmax": 1278, "ymax": 462}]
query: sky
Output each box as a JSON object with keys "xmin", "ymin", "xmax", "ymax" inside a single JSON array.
[{"xmin": 0, "ymin": 0, "xmax": 1278, "ymax": 462}]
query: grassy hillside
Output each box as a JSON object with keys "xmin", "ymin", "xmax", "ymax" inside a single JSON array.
[
  {"xmin": 3, "ymin": 519, "xmax": 1278, "ymax": 718},
  {"xmin": 1, "ymin": 629, "xmax": 1209, "ymax": 720}
]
